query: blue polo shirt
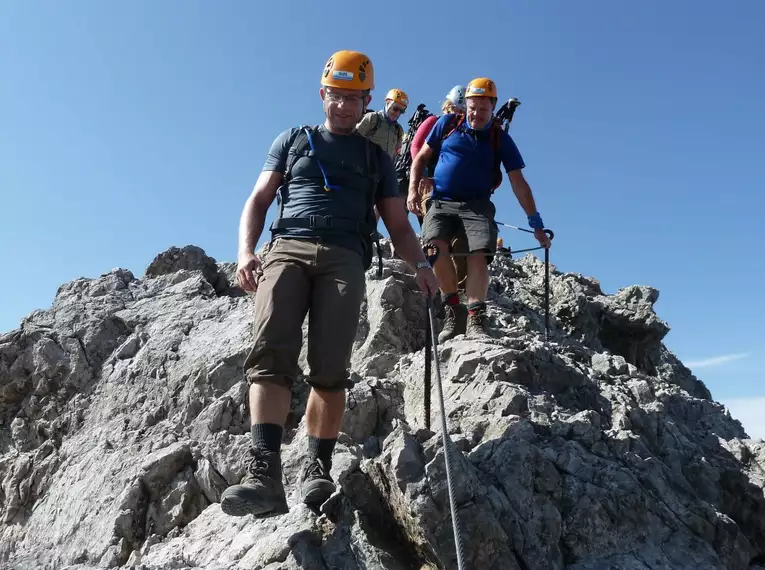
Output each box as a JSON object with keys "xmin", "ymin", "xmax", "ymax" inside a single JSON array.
[{"xmin": 425, "ymin": 114, "xmax": 525, "ymax": 201}]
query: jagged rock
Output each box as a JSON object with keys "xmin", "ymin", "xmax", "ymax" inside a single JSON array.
[
  {"xmin": 145, "ymin": 245, "xmax": 229, "ymax": 295},
  {"xmin": 1, "ymin": 241, "xmax": 764, "ymax": 570}
]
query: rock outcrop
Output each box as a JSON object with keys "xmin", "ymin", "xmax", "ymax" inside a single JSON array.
[{"xmin": 1, "ymin": 242, "xmax": 763, "ymax": 570}]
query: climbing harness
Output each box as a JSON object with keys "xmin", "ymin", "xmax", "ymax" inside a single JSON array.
[{"xmin": 423, "ymin": 244, "xmax": 468, "ymax": 570}]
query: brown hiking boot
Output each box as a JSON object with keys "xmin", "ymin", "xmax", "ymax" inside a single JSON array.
[
  {"xmin": 299, "ymin": 457, "xmax": 335, "ymax": 506},
  {"xmin": 466, "ymin": 308, "xmax": 490, "ymax": 338},
  {"xmin": 438, "ymin": 303, "xmax": 467, "ymax": 343},
  {"xmin": 220, "ymin": 446, "xmax": 288, "ymax": 517}
]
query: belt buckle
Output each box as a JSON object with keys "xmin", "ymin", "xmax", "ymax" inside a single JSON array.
[{"xmin": 309, "ymin": 215, "xmax": 331, "ymax": 229}]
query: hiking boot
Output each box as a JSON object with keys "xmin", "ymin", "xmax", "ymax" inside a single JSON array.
[
  {"xmin": 438, "ymin": 303, "xmax": 467, "ymax": 343},
  {"xmin": 220, "ymin": 446, "xmax": 288, "ymax": 517},
  {"xmin": 299, "ymin": 457, "xmax": 335, "ymax": 507},
  {"xmin": 466, "ymin": 309, "xmax": 489, "ymax": 338}
]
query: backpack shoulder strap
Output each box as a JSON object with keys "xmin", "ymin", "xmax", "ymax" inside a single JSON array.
[
  {"xmin": 363, "ymin": 136, "xmax": 383, "ymax": 277},
  {"xmin": 442, "ymin": 114, "xmax": 464, "ymax": 141},
  {"xmin": 283, "ymin": 125, "xmax": 315, "ymax": 184},
  {"xmin": 367, "ymin": 111, "xmax": 382, "ymax": 138},
  {"xmin": 365, "ymin": 136, "xmax": 380, "ymax": 184}
]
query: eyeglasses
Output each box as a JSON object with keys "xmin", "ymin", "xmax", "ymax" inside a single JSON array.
[
  {"xmin": 324, "ymin": 91, "xmax": 365, "ymax": 104},
  {"xmin": 389, "ymin": 105, "xmax": 406, "ymax": 114}
]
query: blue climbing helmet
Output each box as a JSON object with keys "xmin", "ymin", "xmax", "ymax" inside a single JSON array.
[{"xmin": 445, "ymin": 85, "xmax": 466, "ymax": 112}]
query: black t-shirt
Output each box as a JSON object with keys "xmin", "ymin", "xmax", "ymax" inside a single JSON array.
[{"xmin": 262, "ymin": 124, "xmax": 399, "ymax": 256}]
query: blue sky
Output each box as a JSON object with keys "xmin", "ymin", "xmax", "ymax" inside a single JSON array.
[{"xmin": 2, "ymin": 1, "xmax": 763, "ymax": 435}]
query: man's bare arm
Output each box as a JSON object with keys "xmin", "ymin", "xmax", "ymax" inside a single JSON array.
[
  {"xmin": 508, "ymin": 169, "xmax": 539, "ymax": 217},
  {"xmin": 238, "ymin": 170, "xmax": 283, "ymax": 258},
  {"xmin": 409, "ymin": 143, "xmax": 434, "ymax": 196}
]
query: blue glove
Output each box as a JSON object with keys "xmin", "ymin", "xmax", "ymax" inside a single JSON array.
[{"xmin": 528, "ymin": 212, "xmax": 544, "ymax": 230}]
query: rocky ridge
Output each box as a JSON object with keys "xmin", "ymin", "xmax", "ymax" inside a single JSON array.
[{"xmin": 1, "ymin": 242, "xmax": 763, "ymax": 570}]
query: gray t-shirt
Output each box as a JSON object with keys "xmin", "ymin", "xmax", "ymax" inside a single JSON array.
[{"xmin": 262, "ymin": 124, "xmax": 399, "ymax": 256}]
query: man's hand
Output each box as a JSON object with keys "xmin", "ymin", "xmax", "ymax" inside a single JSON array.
[
  {"xmin": 237, "ymin": 252, "xmax": 262, "ymax": 292},
  {"xmin": 418, "ymin": 177, "xmax": 434, "ymax": 200},
  {"xmin": 534, "ymin": 228, "xmax": 551, "ymax": 249},
  {"xmin": 416, "ymin": 266, "xmax": 439, "ymax": 298},
  {"xmin": 407, "ymin": 177, "xmax": 433, "ymax": 216},
  {"xmin": 406, "ymin": 190, "xmax": 422, "ymax": 216}
]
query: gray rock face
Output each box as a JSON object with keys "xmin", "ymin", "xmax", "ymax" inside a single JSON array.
[{"xmin": 1, "ymin": 242, "xmax": 763, "ymax": 570}]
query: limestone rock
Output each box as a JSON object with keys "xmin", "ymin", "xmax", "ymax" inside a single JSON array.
[{"xmin": 1, "ymin": 242, "xmax": 763, "ymax": 570}]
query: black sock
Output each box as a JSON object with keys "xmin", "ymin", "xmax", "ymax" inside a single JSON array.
[
  {"xmin": 307, "ymin": 435, "xmax": 336, "ymax": 465},
  {"xmin": 251, "ymin": 423, "xmax": 283, "ymax": 453},
  {"xmin": 467, "ymin": 301, "xmax": 486, "ymax": 315}
]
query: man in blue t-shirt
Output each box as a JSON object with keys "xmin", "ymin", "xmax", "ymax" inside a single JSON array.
[{"xmin": 407, "ymin": 77, "xmax": 551, "ymax": 341}]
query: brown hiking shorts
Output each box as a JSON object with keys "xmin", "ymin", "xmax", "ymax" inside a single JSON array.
[{"xmin": 243, "ymin": 238, "xmax": 366, "ymax": 392}]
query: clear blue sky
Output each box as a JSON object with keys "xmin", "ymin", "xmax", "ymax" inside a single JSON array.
[{"xmin": 2, "ymin": 1, "xmax": 763, "ymax": 425}]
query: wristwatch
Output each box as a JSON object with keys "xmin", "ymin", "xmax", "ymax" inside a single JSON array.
[{"xmin": 414, "ymin": 260, "xmax": 431, "ymax": 271}]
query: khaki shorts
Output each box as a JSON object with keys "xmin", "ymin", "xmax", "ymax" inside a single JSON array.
[{"xmin": 243, "ymin": 238, "xmax": 366, "ymax": 392}]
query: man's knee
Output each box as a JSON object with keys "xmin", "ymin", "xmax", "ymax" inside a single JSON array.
[{"xmin": 467, "ymin": 250, "xmax": 493, "ymax": 268}]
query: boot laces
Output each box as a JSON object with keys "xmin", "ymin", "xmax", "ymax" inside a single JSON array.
[
  {"xmin": 244, "ymin": 446, "xmax": 272, "ymax": 478},
  {"xmin": 303, "ymin": 457, "xmax": 329, "ymax": 481}
]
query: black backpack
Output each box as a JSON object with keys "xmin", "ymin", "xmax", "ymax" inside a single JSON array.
[
  {"xmin": 393, "ymin": 103, "xmax": 433, "ymax": 184},
  {"xmin": 269, "ymin": 125, "xmax": 383, "ymax": 277}
]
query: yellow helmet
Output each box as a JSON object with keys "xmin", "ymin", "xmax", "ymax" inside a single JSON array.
[
  {"xmin": 385, "ymin": 88, "xmax": 409, "ymax": 109},
  {"xmin": 321, "ymin": 50, "xmax": 374, "ymax": 91},
  {"xmin": 466, "ymin": 77, "xmax": 498, "ymax": 99}
]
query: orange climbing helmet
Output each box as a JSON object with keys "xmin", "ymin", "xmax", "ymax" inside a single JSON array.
[
  {"xmin": 466, "ymin": 77, "xmax": 498, "ymax": 99},
  {"xmin": 321, "ymin": 50, "xmax": 375, "ymax": 91},
  {"xmin": 385, "ymin": 88, "xmax": 409, "ymax": 109}
]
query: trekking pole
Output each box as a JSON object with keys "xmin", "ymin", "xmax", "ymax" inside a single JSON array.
[
  {"xmin": 422, "ymin": 243, "xmax": 468, "ymax": 570},
  {"xmin": 495, "ymin": 220, "xmax": 535, "ymax": 234},
  {"xmin": 494, "ymin": 222, "xmax": 556, "ymax": 340},
  {"xmin": 496, "ymin": 98, "xmax": 521, "ymax": 132},
  {"xmin": 543, "ymin": 229, "xmax": 554, "ymax": 341},
  {"xmin": 424, "ymin": 303, "xmax": 432, "ymax": 430}
]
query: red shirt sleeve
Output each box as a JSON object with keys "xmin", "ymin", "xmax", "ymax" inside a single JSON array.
[{"xmin": 410, "ymin": 115, "xmax": 439, "ymax": 160}]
